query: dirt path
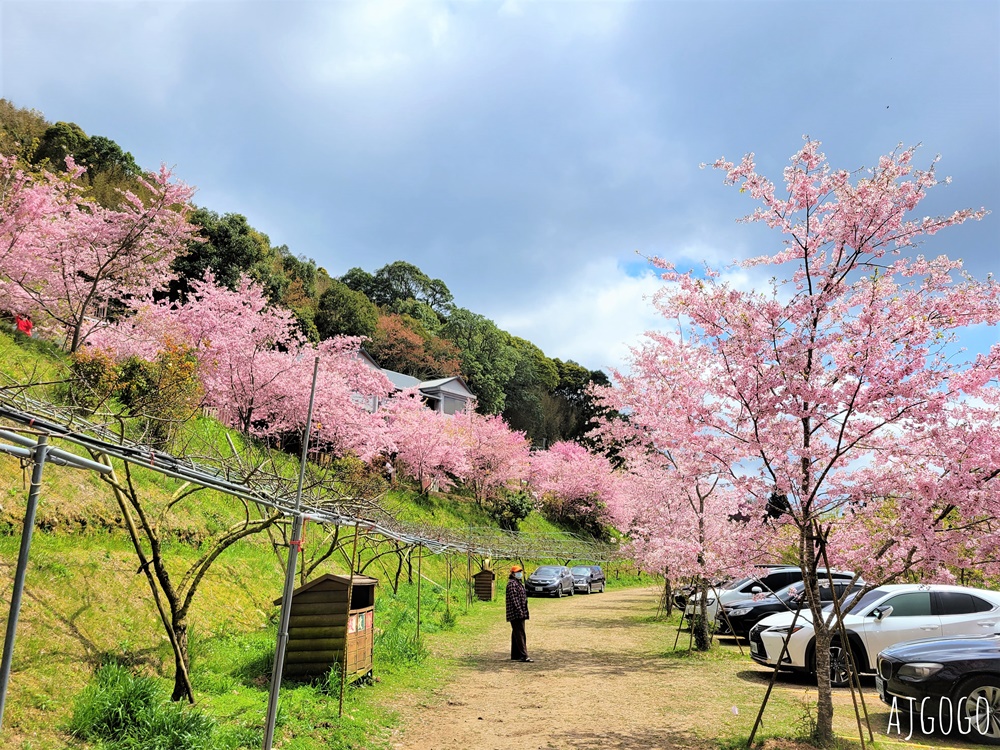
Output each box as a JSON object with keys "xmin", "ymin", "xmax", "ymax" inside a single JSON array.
[
  {"xmin": 389, "ymin": 586, "xmax": 958, "ymax": 750},
  {"xmin": 391, "ymin": 586, "xmax": 727, "ymax": 750}
]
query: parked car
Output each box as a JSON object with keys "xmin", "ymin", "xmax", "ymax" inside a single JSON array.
[
  {"xmin": 526, "ymin": 565, "xmax": 575, "ymax": 597},
  {"xmin": 673, "ymin": 575, "xmax": 734, "ymax": 610},
  {"xmin": 717, "ymin": 575, "xmax": 861, "ymax": 639},
  {"xmin": 571, "ymin": 565, "xmax": 605, "ymax": 594},
  {"xmin": 877, "ymin": 633, "xmax": 1000, "ymax": 744},
  {"xmin": 749, "ymin": 584, "xmax": 1000, "ymax": 687},
  {"xmin": 685, "ymin": 566, "xmax": 808, "ymax": 624}
]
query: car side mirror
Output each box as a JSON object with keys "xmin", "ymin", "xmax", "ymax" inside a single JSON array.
[
  {"xmin": 873, "ymin": 605, "xmax": 893, "ymax": 621},
  {"xmin": 751, "ymin": 586, "xmax": 762, "ymax": 594}
]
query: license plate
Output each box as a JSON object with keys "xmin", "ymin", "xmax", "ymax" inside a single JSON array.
[
  {"xmin": 533, "ymin": 587, "xmax": 543, "ymax": 592},
  {"xmin": 875, "ymin": 676, "xmax": 884, "ymax": 699},
  {"xmin": 750, "ymin": 642, "xmax": 759, "ymax": 655}
]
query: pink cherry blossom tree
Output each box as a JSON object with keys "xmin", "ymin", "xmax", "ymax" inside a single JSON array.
[
  {"xmin": 383, "ymin": 390, "xmax": 469, "ymax": 493},
  {"xmin": 278, "ymin": 338, "xmax": 395, "ymax": 461},
  {"xmin": 528, "ymin": 440, "xmax": 619, "ymax": 534},
  {"xmin": 594, "ymin": 339, "xmax": 778, "ymax": 648},
  {"xmin": 0, "ymin": 154, "xmax": 70, "ymax": 276},
  {"xmin": 91, "ymin": 272, "xmax": 305, "ymax": 434},
  {"xmin": 0, "ymin": 156, "xmax": 197, "ymax": 351},
  {"xmin": 89, "ymin": 273, "xmax": 395, "ymax": 457},
  {"xmin": 623, "ymin": 139, "xmax": 996, "ymax": 741},
  {"xmin": 450, "ymin": 410, "xmax": 530, "ymax": 503}
]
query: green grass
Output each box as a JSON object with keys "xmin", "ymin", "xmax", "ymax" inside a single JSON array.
[{"xmin": 68, "ymin": 662, "xmax": 218, "ymax": 750}]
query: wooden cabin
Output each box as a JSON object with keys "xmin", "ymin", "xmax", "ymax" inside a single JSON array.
[
  {"xmin": 472, "ymin": 568, "xmax": 495, "ymax": 602},
  {"xmin": 274, "ymin": 573, "xmax": 378, "ymax": 681}
]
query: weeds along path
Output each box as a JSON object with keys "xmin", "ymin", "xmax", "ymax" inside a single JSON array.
[{"xmin": 390, "ymin": 586, "xmax": 725, "ymax": 750}]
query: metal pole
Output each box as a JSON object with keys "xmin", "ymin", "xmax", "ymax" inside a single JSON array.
[
  {"xmin": 0, "ymin": 435, "xmax": 48, "ymax": 731},
  {"xmin": 415, "ymin": 545, "xmax": 423, "ymax": 643},
  {"xmin": 339, "ymin": 522, "xmax": 361, "ymax": 717},
  {"xmin": 263, "ymin": 357, "xmax": 319, "ymax": 750},
  {"xmin": 466, "ymin": 548, "xmax": 472, "ymax": 609}
]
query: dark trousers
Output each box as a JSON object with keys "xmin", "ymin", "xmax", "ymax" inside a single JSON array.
[{"xmin": 510, "ymin": 618, "xmax": 528, "ymax": 660}]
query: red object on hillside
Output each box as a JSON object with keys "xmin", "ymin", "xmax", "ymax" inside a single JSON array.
[{"xmin": 14, "ymin": 314, "xmax": 32, "ymax": 337}]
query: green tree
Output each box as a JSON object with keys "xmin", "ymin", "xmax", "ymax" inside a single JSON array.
[
  {"xmin": 441, "ymin": 308, "xmax": 517, "ymax": 414},
  {"xmin": 342, "ymin": 261, "xmax": 453, "ymax": 316},
  {"xmin": 531, "ymin": 360, "xmax": 611, "ymax": 446},
  {"xmin": 32, "ymin": 121, "xmax": 88, "ymax": 170},
  {"xmin": 389, "ymin": 298, "xmax": 444, "ymax": 334},
  {"xmin": 315, "ymin": 279, "xmax": 380, "ymax": 339},
  {"xmin": 0, "ymin": 98, "xmax": 49, "ymax": 163},
  {"xmin": 502, "ymin": 337, "xmax": 559, "ymax": 444},
  {"xmin": 81, "ymin": 135, "xmax": 140, "ymax": 179},
  {"xmin": 340, "ymin": 266, "xmax": 377, "ymax": 299},
  {"xmin": 170, "ymin": 209, "xmax": 271, "ymax": 299}
]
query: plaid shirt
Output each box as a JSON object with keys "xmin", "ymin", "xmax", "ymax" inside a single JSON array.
[{"xmin": 505, "ymin": 576, "xmax": 529, "ymax": 622}]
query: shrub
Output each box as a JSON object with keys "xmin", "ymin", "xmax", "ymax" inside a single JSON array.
[
  {"xmin": 68, "ymin": 342, "xmax": 203, "ymax": 446},
  {"xmin": 484, "ymin": 488, "xmax": 535, "ymax": 531}
]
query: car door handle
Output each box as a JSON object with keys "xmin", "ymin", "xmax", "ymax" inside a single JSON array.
[
  {"xmin": 919, "ymin": 625, "xmax": 939, "ymax": 631},
  {"xmin": 979, "ymin": 621, "xmax": 997, "ymax": 627}
]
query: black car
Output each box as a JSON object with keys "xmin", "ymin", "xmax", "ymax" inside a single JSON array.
[
  {"xmin": 716, "ymin": 575, "xmax": 861, "ymax": 639},
  {"xmin": 526, "ymin": 565, "xmax": 575, "ymax": 597},
  {"xmin": 571, "ymin": 565, "xmax": 605, "ymax": 594},
  {"xmin": 877, "ymin": 634, "xmax": 1000, "ymax": 744}
]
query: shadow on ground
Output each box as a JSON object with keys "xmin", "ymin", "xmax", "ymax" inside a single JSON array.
[
  {"xmin": 457, "ymin": 645, "xmax": 684, "ymax": 679},
  {"xmin": 544, "ymin": 727, "xmax": 714, "ymax": 749}
]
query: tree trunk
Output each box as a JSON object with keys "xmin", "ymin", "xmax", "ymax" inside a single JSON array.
[
  {"xmin": 69, "ymin": 322, "xmax": 82, "ymax": 353},
  {"xmin": 393, "ymin": 542, "xmax": 403, "ymax": 594},
  {"xmin": 694, "ymin": 578, "xmax": 711, "ymax": 651},
  {"xmin": 804, "ymin": 526, "xmax": 835, "ymax": 744},
  {"xmin": 170, "ymin": 619, "xmax": 190, "ymax": 702},
  {"xmin": 813, "ymin": 625, "xmax": 834, "ymax": 743}
]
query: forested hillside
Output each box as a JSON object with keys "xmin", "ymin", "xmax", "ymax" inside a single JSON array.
[{"xmin": 0, "ymin": 99, "xmax": 608, "ymax": 447}]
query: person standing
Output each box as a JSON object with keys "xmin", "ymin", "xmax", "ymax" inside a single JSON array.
[
  {"xmin": 505, "ymin": 565, "xmax": 532, "ymax": 662},
  {"xmin": 14, "ymin": 314, "xmax": 32, "ymax": 337}
]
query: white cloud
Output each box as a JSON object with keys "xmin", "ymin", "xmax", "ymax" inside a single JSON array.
[{"xmin": 493, "ymin": 258, "xmax": 665, "ymax": 374}]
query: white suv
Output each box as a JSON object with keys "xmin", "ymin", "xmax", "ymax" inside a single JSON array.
[{"xmin": 749, "ymin": 583, "xmax": 1000, "ymax": 686}]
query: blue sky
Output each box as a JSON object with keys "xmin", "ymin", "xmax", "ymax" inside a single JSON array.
[{"xmin": 2, "ymin": 0, "xmax": 997, "ymax": 371}]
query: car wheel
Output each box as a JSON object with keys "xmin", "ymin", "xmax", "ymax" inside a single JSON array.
[
  {"xmin": 568, "ymin": 584, "xmax": 574, "ymax": 596},
  {"xmin": 956, "ymin": 676, "xmax": 1000, "ymax": 744},
  {"xmin": 829, "ymin": 644, "xmax": 851, "ymax": 687},
  {"xmin": 827, "ymin": 640, "xmax": 863, "ymax": 688},
  {"xmin": 587, "ymin": 584, "xmax": 593, "ymax": 594},
  {"xmin": 555, "ymin": 586, "xmax": 562, "ymax": 598}
]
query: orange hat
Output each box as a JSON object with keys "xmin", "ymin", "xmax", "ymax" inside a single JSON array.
[{"xmin": 510, "ymin": 565, "xmax": 523, "ymax": 573}]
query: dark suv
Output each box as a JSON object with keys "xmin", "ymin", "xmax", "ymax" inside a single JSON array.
[
  {"xmin": 526, "ymin": 565, "xmax": 575, "ymax": 597},
  {"xmin": 684, "ymin": 566, "xmax": 808, "ymax": 624},
  {"xmin": 571, "ymin": 565, "xmax": 605, "ymax": 594},
  {"xmin": 716, "ymin": 574, "xmax": 861, "ymax": 638}
]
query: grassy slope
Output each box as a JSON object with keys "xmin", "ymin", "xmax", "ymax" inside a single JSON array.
[{"xmin": 0, "ymin": 329, "xmax": 625, "ymax": 749}]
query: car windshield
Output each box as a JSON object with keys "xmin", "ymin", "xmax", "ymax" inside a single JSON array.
[
  {"xmin": 823, "ymin": 587, "xmax": 885, "ymax": 614},
  {"xmin": 533, "ymin": 567, "xmax": 560, "ymax": 576},
  {"xmin": 722, "ymin": 577, "xmax": 754, "ymax": 591},
  {"xmin": 571, "ymin": 567, "xmax": 591, "ymax": 575}
]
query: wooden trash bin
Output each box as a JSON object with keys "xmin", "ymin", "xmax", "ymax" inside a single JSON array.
[
  {"xmin": 274, "ymin": 573, "xmax": 378, "ymax": 682},
  {"xmin": 472, "ymin": 569, "xmax": 495, "ymax": 602}
]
